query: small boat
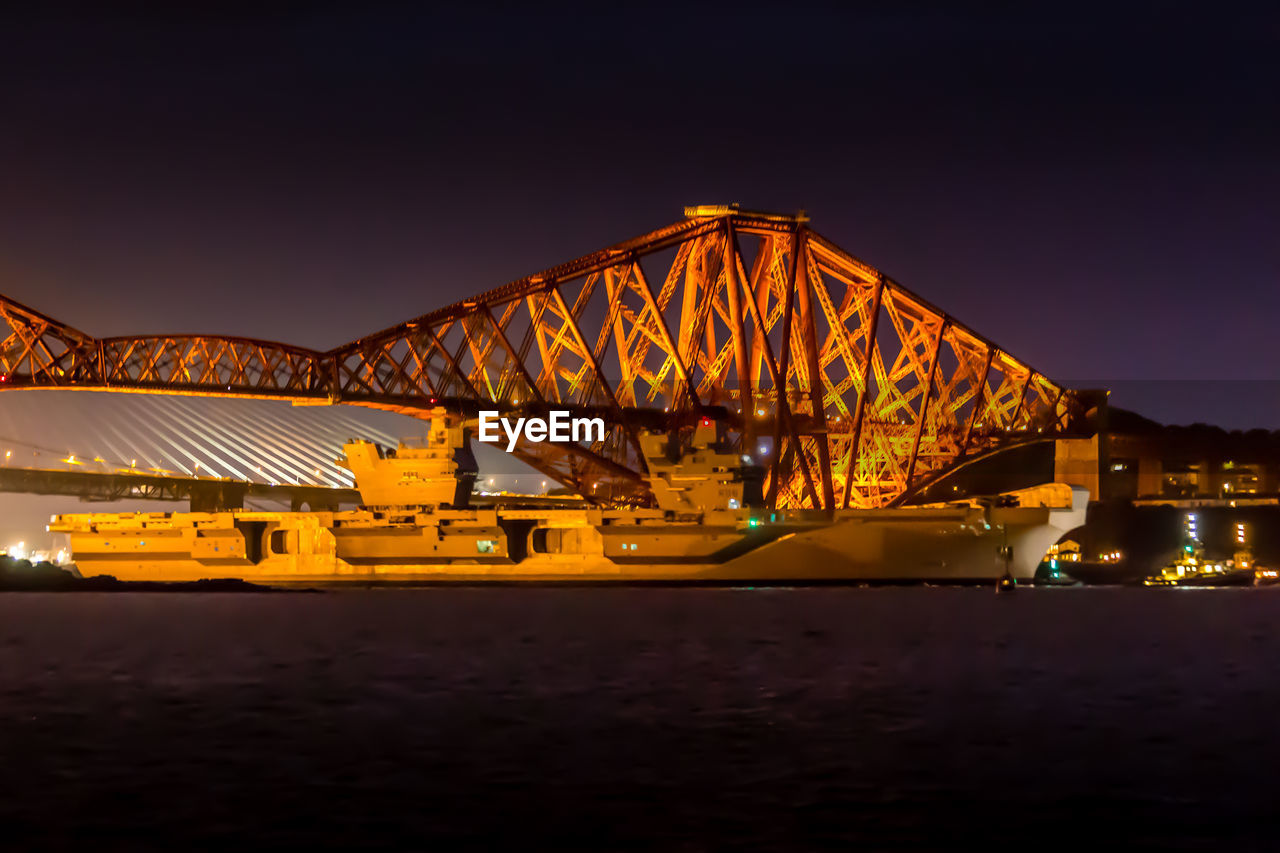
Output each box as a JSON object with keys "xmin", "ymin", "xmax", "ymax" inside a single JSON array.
[
  {"xmin": 1143, "ymin": 516, "xmax": 1255, "ymax": 587},
  {"xmin": 1142, "ymin": 556, "xmax": 1255, "ymax": 587},
  {"xmin": 1036, "ymin": 540, "xmax": 1121, "ymax": 585},
  {"xmin": 1033, "ymin": 541, "xmax": 1082, "ymax": 585},
  {"xmin": 1254, "ymin": 567, "xmax": 1280, "ymax": 587}
]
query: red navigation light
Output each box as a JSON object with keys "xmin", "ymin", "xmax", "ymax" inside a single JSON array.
[
  {"xmin": 0, "ymin": 374, "xmax": 8, "ymax": 382},
  {"xmin": 701, "ymin": 418, "xmax": 710, "ymax": 427}
]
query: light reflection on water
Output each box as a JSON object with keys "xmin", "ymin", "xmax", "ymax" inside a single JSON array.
[{"xmin": 0, "ymin": 586, "xmax": 1275, "ymax": 849}]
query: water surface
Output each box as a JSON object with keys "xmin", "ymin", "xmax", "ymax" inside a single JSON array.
[{"xmin": 0, "ymin": 587, "xmax": 1276, "ymax": 849}]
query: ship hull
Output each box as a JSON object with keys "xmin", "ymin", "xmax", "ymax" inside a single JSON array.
[{"xmin": 53, "ymin": 487, "xmax": 1087, "ymax": 585}]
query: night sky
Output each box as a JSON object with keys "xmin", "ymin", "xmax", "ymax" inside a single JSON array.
[{"xmin": 0, "ymin": 3, "xmax": 1276, "ymax": 424}]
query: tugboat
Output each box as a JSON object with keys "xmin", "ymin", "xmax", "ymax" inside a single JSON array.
[
  {"xmin": 1037, "ymin": 540, "xmax": 1135, "ymax": 585},
  {"xmin": 1235, "ymin": 522, "xmax": 1280, "ymax": 587},
  {"xmin": 1034, "ymin": 540, "xmax": 1083, "ymax": 585},
  {"xmin": 1255, "ymin": 567, "xmax": 1280, "ymax": 587},
  {"xmin": 1143, "ymin": 515, "xmax": 1254, "ymax": 587}
]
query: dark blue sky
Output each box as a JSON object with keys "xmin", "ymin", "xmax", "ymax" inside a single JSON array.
[{"xmin": 1, "ymin": 2, "xmax": 1276, "ymax": 422}]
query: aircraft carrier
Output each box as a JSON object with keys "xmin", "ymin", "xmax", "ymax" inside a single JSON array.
[{"xmin": 49, "ymin": 415, "xmax": 1087, "ymax": 585}]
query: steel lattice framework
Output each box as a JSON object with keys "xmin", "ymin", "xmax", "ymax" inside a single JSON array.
[{"xmin": 0, "ymin": 208, "xmax": 1084, "ymax": 509}]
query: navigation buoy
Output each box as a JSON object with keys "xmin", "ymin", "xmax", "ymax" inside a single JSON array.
[{"xmin": 996, "ymin": 543, "xmax": 1015, "ymax": 593}]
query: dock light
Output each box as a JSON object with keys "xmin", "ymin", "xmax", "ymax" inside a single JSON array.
[
  {"xmin": 314, "ymin": 468, "xmax": 321, "ymax": 477},
  {"xmin": 758, "ymin": 445, "xmax": 768, "ymax": 455},
  {"xmin": 741, "ymin": 455, "xmax": 751, "ymax": 463}
]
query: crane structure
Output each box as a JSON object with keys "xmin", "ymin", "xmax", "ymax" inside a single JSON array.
[{"xmin": 0, "ymin": 207, "xmax": 1087, "ymax": 510}]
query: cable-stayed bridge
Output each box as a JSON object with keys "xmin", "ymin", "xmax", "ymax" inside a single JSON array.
[
  {"xmin": 0, "ymin": 391, "xmax": 400, "ymax": 487},
  {"xmin": 0, "ymin": 391, "xmax": 411, "ymax": 510}
]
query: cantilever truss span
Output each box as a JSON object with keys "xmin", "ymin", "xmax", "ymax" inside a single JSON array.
[{"xmin": 0, "ymin": 210, "xmax": 1087, "ymax": 510}]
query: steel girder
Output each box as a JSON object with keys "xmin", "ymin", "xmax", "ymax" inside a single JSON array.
[{"xmin": 0, "ymin": 211, "xmax": 1083, "ymax": 508}]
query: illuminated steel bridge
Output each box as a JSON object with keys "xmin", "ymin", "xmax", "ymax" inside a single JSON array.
[{"xmin": 0, "ymin": 206, "xmax": 1092, "ymax": 510}]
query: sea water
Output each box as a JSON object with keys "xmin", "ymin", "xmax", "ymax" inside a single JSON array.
[{"xmin": 0, "ymin": 587, "xmax": 1276, "ymax": 849}]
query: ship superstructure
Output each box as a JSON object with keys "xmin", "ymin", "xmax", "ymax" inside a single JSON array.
[{"xmin": 342, "ymin": 411, "xmax": 478, "ymax": 509}]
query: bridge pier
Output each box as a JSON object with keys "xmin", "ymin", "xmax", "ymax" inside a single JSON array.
[{"xmin": 1054, "ymin": 436, "xmax": 1101, "ymax": 502}]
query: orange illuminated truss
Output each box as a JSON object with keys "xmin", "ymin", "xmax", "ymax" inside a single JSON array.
[{"xmin": 0, "ymin": 209, "xmax": 1085, "ymax": 509}]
